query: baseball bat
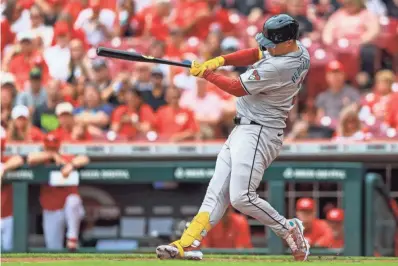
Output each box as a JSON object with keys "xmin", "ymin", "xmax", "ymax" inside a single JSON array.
[{"xmin": 96, "ymin": 47, "xmax": 191, "ymax": 68}]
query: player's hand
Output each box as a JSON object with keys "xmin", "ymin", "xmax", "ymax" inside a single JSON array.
[
  {"xmin": 190, "ymin": 61, "xmax": 207, "ymax": 77},
  {"xmin": 61, "ymin": 163, "xmax": 74, "ymax": 178},
  {"xmin": 202, "ymin": 56, "xmax": 225, "ymax": 71},
  {"xmin": 52, "ymin": 153, "xmax": 66, "ymax": 166}
]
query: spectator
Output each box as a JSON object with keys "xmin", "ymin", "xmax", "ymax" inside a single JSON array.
[
  {"xmin": 1, "ymin": 7, "xmax": 16, "ymax": 53},
  {"xmin": 287, "ymin": 107, "xmax": 335, "ymax": 140},
  {"xmin": 134, "ymin": 62, "xmax": 153, "ymax": 91},
  {"xmin": 326, "ymin": 208, "xmax": 344, "ymax": 249},
  {"xmin": 52, "ymin": 102, "xmax": 92, "ymax": 141},
  {"xmin": 27, "ymin": 133, "xmax": 88, "ymax": 251},
  {"xmin": 101, "ymin": 72, "xmax": 131, "ymax": 106},
  {"xmin": 315, "ymin": 60, "xmax": 360, "ymax": 126},
  {"xmin": 15, "ymin": 67, "xmax": 48, "ymax": 113},
  {"xmin": 6, "ymin": 31, "xmax": 49, "ymax": 91},
  {"xmin": 0, "ymin": 72, "xmax": 16, "ymax": 128},
  {"xmin": 141, "ymin": 68, "xmax": 167, "ymax": 111},
  {"xmin": 173, "ymin": 54, "xmax": 197, "ymax": 91},
  {"xmin": 73, "ymin": 84, "xmax": 113, "ymax": 135},
  {"xmin": 155, "ymin": 87, "xmax": 199, "ymax": 142},
  {"xmin": 148, "ymin": 40, "xmax": 170, "ymax": 82},
  {"xmin": 386, "ymin": 92, "xmax": 398, "ymax": 131},
  {"xmin": 28, "ymin": 4, "xmax": 54, "ymax": 48},
  {"xmin": 180, "ymin": 78, "xmax": 223, "ymax": 140},
  {"xmin": 92, "ymin": 58, "xmax": 112, "ymax": 91},
  {"xmin": 43, "ymin": 21, "xmax": 71, "ymax": 81},
  {"xmin": 334, "ymin": 104, "xmax": 371, "ymax": 141},
  {"xmin": 202, "ymin": 206, "xmax": 252, "ymax": 249},
  {"xmin": 33, "ymin": 79, "xmax": 63, "ymax": 132},
  {"xmin": 322, "ymin": 0, "xmax": 380, "ymax": 83},
  {"xmin": 220, "ymin": 0, "xmax": 264, "ymax": 17},
  {"xmin": 74, "ymin": 0, "xmax": 115, "ymax": 46},
  {"xmin": 66, "ymin": 39, "xmax": 93, "ymax": 84},
  {"xmin": 54, "ymin": 13, "xmax": 89, "ymax": 50},
  {"xmin": 114, "ymin": 0, "xmax": 136, "ymax": 37},
  {"xmin": 111, "ymin": 89, "xmax": 156, "ymax": 141},
  {"xmin": 361, "ymin": 70, "xmax": 396, "ymax": 121},
  {"xmin": 295, "ymin": 198, "xmax": 334, "ymax": 248},
  {"xmin": 165, "ymin": 27, "xmax": 185, "ymax": 60},
  {"xmin": 3, "ymin": 0, "xmax": 31, "ymax": 34},
  {"xmin": 131, "ymin": 0, "xmax": 172, "ymax": 41},
  {"xmin": 6, "ymin": 105, "xmax": 44, "ymax": 142},
  {"xmin": 285, "ymin": 0, "xmax": 314, "ymax": 39}
]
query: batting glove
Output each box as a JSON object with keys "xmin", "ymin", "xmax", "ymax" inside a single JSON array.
[
  {"xmin": 202, "ymin": 56, "xmax": 225, "ymax": 70},
  {"xmin": 190, "ymin": 61, "xmax": 207, "ymax": 77}
]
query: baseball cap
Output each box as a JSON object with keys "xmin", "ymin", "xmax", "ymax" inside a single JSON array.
[
  {"xmin": 92, "ymin": 58, "xmax": 108, "ymax": 70},
  {"xmin": 1, "ymin": 72, "xmax": 16, "ymax": 87},
  {"xmin": 55, "ymin": 102, "xmax": 74, "ymax": 116},
  {"xmin": 326, "ymin": 208, "xmax": 344, "ymax": 222},
  {"xmin": 30, "ymin": 67, "xmax": 42, "ymax": 80},
  {"xmin": 11, "ymin": 105, "xmax": 30, "ymax": 120},
  {"xmin": 44, "ymin": 133, "xmax": 61, "ymax": 149},
  {"xmin": 151, "ymin": 67, "xmax": 164, "ymax": 77},
  {"xmin": 17, "ymin": 31, "xmax": 35, "ymax": 42},
  {"xmin": 221, "ymin": 37, "xmax": 240, "ymax": 51},
  {"xmin": 326, "ymin": 60, "xmax": 344, "ymax": 72},
  {"xmin": 296, "ymin": 198, "xmax": 315, "ymax": 211}
]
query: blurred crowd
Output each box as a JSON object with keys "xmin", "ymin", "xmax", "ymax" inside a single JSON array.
[{"xmin": 1, "ymin": 0, "xmax": 398, "ymax": 143}]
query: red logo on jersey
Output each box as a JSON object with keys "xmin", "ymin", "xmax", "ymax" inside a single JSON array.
[{"xmin": 248, "ymin": 70, "xmax": 260, "ymax": 81}]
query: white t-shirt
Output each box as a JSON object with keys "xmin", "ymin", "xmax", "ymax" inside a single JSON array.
[
  {"xmin": 44, "ymin": 45, "xmax": 71, "ymax": 81},
  {"xmin": 180, "ymin": 90, "xmax": 223, "ymax": 122},
  {"xmin": 74, "ymin": 8, "xmax": 116, "ymax": 46}
]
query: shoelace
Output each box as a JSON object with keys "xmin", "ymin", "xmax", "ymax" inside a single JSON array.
[{"xmin": 290, "ymin": 226, "xmax": 307, "ymax": 251}]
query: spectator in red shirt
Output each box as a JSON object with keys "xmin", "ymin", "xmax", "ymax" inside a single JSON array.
[
  {"xmin": 324, "ymin": 208, "xmax": 344, "ymax": 249},
  {"xmin": 175, "ymin": 0, "xmax": 234, "ymax": 40},
  {"xmin": 27, "ymin": 133, "xmax": 89, "ymax": 251},
  {"xmin": 386, "ymin": 92, "xmax": 398, "ymax": 131},
  {"xmin": 322, "ymin": 0, "xmax": 380, "ymax": 84},
  {"xmin": 166, "ymin": 27, "xmax": 185, "ymax": 60},
  {"xmin": 54, "ymin": 13, "xmax": 89, "ymax": 50},
  {"xmin": 155, "ymin": 87, "xmax": 199, "ymax": 142},
  {"xmin": 111, "ymin": 89, "xmax": 156, "ymax": 141},
  {"xmin": 0, "ymin": 126, "xmax": 25, "ymax": 251},
  {"xmin": 296, "ymin": 198, "xmax": 334, "ymax": 248},
  {"xmin": 131, "ymin": 0, "xmax": 172, "ymax": 41},
  {"xmin": 51, "ymin": 102, "xmax": 92, "ymax": 141},
  {"xmin": 7, "ymin": 31, "xmax": 49, "ymax": 91},
  {"xmin": 1, "ymin": 16, "xmax": 15, "ymax": 54},
  {"xmin": 202, "ymin": 206, "xmax": 252, "ymax": 249},
  {"xmin": 360, "ymin": 70, "xmax": 396, "ymax": 137},
  {"xmin": 6, "ymin": 105, "xmax": 44, "ymax": 142}
]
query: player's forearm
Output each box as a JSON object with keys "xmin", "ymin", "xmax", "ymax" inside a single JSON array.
[
  {"xmin": 203, "ymin": 70, "xmax": 247, "ymax": 97},
  {"xmin": 27, "ymin": 152, "xmax": 53, "ymax": 165},
  {"xmin": 3, "ymin": 155, "xmax": 24, "ymax": 172},
  {"xmin": 222, "ymin": 48, "xmax": 261, "ymax": 67},
  {"xmin": 71, "ymin": 155, "xmax": 90, "ymax": 168}
]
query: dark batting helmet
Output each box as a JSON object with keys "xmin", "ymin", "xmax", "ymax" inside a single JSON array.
[{"xmin": 255, "ymin": 14, "xmax": 299, "ymax": 50}]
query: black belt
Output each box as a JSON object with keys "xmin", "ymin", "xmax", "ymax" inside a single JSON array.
[{"xmin": 233, "ymin": 117, "xmax": 261, "ymax": 126}]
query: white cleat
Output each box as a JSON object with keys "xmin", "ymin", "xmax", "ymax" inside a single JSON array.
[
  {"xmin": 285, "ymin": 218, "xmax": 310, "ymax": 261},
  {"xmin": 156, "ymin": 245, "xmax": 179, "ymax": 259},
  {"xmin": 156, "ymin": 245, "xmax": 204, "ymax": 260}
]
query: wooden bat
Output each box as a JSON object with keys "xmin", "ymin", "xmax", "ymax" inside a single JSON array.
[{"xmin": 96, "ymin": 47, "xmax": 191, "ymax": 68}]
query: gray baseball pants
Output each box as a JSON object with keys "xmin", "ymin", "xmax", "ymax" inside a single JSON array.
[{"xmin": 198, "ymin": 123, "xmax": 290, "ymax": 238}]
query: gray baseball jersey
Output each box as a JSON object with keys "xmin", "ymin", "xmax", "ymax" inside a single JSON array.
[{"xmin": 237, "ymin": 42, "xmax": 310, "ymax": 128}]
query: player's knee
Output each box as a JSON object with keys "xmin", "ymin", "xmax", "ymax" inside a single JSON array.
[
  {"xmin": 230, "ymin": 192, "xmax": 249, "ymax": 212},
  {"xmin": 65, "ymin": 194, "xmax": 82, "ymax": 211}
]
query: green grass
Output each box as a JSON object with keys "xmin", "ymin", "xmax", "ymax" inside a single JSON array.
[{"xmin": 2, "ymin": 253, "xmax": 398, "ymax": 266}]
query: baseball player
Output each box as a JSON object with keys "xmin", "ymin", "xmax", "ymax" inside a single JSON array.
[
  {"xmin": 156, "ymin": 14, "xmax": 311, "ymax": 261},
  {"xmin": 27, "ymin": 133, "xmax": 89, "ymax": 250},
  {"xmin": 0, "ymin": 126, "xmax": 24, "ymax": 251}
]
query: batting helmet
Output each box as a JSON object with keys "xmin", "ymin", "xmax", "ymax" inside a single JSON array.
[
  {"xmin": 44, "ymin": 133, "xmax": 61, "ymax": 150},
  {"xmin": 255, "ymin": 14, "xmax": 299, "ymax": 50}
]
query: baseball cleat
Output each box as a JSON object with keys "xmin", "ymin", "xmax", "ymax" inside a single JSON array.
[
  {"xmin": 156, "ymin": 245, "xmax": 204, "ymax": 260},
  {"xmin": 285, "ymin": 218, "xmax": 310, "ymax": 261}
]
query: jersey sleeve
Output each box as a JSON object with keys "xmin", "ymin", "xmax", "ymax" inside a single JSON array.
[{"xmin": 239, "ymin": 62, "xmax": 281, "ymax": 95}]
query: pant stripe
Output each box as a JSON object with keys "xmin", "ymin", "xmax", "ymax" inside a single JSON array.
[{"xmin": 246, "ymin": 125, "xmax": 288, "ymax": 230}]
